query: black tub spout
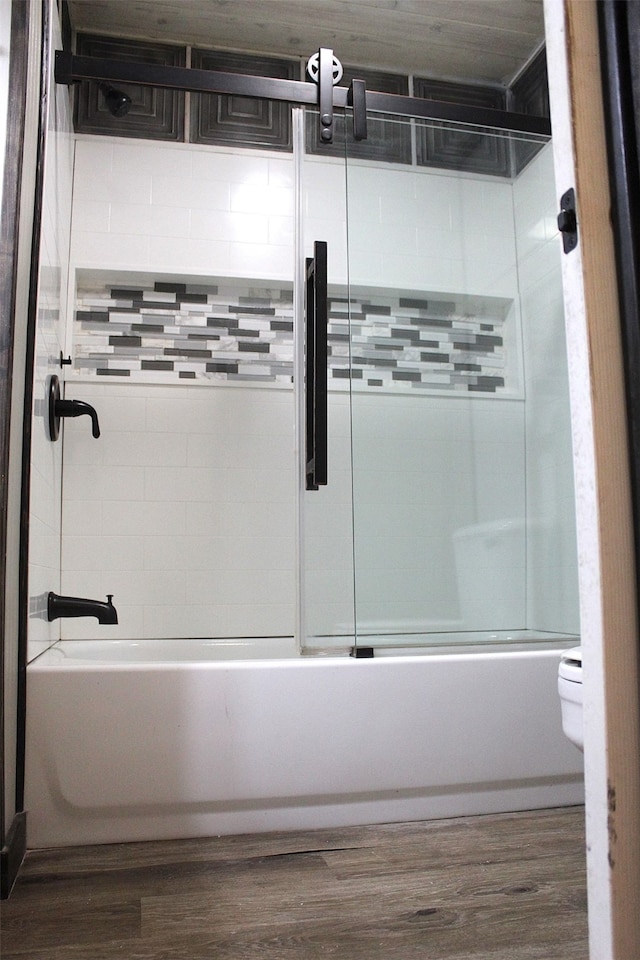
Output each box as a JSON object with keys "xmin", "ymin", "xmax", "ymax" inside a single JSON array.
[{"xmin": 47, "ymin": 592, "xmax": 118, "ymax": 624}]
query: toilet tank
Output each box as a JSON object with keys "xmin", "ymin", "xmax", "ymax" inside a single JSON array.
[{"xmin": 453, "ymin": 519, "xmax": 526, "ymax": 630}]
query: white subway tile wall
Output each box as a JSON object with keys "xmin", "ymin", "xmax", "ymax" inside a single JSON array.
[
  {"xmin": 344, "ymin": 163, "xmax": 519, "ymax": 298},
  {"xmin": 60, "ymin": 383, "xmax": 296, "ymax": 640},
  {"xmin": 71, "ymin": 139, "xmax": 296, "ymax": 279}
]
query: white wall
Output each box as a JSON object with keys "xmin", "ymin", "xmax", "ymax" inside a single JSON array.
[
  {"xmin": 27, "ymin": 3, "xmax": 73, "ymax": 661},
  {"xmin": 57, "ymin": 134, "xmax": 575, "ymax": 646}
]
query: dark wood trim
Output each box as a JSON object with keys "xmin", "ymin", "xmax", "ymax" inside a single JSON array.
[
  {"xmin": 0, "ymin": 811, "xmax": 26, "ymax": 900},
  {"xmin": 16, "ymin": 0, "xmax": 50, "ymax": 815},
  {"xmin": 0, "ymin": 0, "xmax": 30, "ymax": 853},
  {"xmin": 59, "ymin": 0, "xmax": 71, "ymax": 54},
  {"xmin": 597, "ymin": 0, "xmax": 640, "ymax": 617}
]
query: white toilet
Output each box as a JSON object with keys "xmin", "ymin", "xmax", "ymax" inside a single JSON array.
[{"xmin": 558, "ymin": 646, "xmax": 583, "ymax": 752}]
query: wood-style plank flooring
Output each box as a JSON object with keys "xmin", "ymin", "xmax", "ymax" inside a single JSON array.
[{"xmin": 1, "ymin": 806, "xmax": 588, "ymax": 960}]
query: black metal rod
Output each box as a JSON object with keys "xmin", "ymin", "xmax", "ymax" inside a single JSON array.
[
  {"xmin": 305, "ymin": 242, "xmax": 328, "ymax": 490},
  {"xmin": 54, "ymin": 50, "xmax": 551, "ymax": 137},
  {"xmin": 314, "ymin": 242, "xmax": 328, "ymax": 488},
  {"xmin": 55, "ymin": 50, "xmax": 318, "ymax": 103},
  {"xmin": 305, "ymin": 256, "xmax": 316, "ymax": 490}
]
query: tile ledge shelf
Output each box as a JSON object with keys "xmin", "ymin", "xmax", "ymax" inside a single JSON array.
[{"xmin": 71, "ymin": 270, "xmax": 520, "ymax": 398}]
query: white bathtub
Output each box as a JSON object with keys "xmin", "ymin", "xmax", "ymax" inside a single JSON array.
[{"xmin": 25, "ymin": 638, "xmax": 584, "ymax": 848}]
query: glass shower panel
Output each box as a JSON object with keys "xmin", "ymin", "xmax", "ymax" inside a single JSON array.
[
  {"xmin": 343, "ymin": 116, "xmax": 578, "ymax": 652},
  {"xmin": 300, "ymin": 111, "xmax": 356, "ymax": 653},
  {"xmin": 63, "ymin": 139, "xmax": 298, "ymax": 645}
]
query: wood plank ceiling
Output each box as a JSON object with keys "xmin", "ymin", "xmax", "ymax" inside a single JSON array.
[{"xmin": 66, "ymin": 0, "xmax": 545, "ymax": 85}]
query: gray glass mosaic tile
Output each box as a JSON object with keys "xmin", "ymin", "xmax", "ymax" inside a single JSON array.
[{"xmin": 73, "ymin": 276, "xmax": 515, "ymax": 394}]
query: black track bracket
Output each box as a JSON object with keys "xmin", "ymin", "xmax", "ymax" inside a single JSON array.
[{"xmin": 318, "ymin": 47, "xmax": 335, "ymax": 143}]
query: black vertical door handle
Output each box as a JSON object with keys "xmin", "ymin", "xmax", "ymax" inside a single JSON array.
[{"xmin": 305, "ymin": 241, "xmax": 328, "ymax": 490}]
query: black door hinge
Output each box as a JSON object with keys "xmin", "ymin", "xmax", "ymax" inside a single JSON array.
[{"xmin": 558, "ymin": 188, "xmax": 578, "ymax": 253}]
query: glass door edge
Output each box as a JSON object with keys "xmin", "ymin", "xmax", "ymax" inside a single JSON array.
[{"xmin": 293, "ymin": 106, "xmax": 307, "ymax": 655}]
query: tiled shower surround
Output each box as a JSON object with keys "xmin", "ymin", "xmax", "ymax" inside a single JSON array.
[
  {"xmin": 74, "ymin": 277, "xmax": 512, "ymax": 394},
  {"xmin": 39, "ymin": 136, "xmax": 579, "ymax": 650}
]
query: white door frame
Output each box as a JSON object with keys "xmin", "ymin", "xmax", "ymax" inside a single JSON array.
[{"xmin": 545, "ymin": 1, "xmax": 640, "ymax": 956}]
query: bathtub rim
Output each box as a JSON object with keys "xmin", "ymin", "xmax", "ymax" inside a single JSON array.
[{"xmin": 28, "ymin": 637, "xmax": 581, "ymax": 671}]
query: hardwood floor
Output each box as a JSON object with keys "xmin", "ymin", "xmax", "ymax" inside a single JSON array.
[{"xmin": 1, "ymin": 806, "xmax": 588, "ymax": 960}]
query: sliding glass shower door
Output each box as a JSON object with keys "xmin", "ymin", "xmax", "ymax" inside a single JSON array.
[
  {"xmin": 46, "ymin": 49, "xmax": 578, "ymax": 664},
  {"xmin": 299, "ymin": 111, "xmax": 355, "ymax": 651},
  {"xmin": 301, "ymin": 108, "xmax": 579, "ymax": 654}
]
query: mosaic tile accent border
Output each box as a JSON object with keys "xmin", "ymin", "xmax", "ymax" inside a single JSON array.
[
  {"xmin": 74, "ymin": 279, "xmax": 295, "ymax": 384},
  {"xmin": 73, "ymin": 275, "xmax": 515, "ymax": 395},
  {"xmin": 327, "ymin": 294, "xmax": 510, "ymax": 393}
]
